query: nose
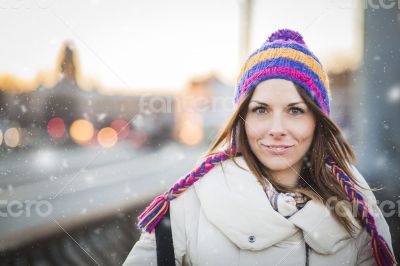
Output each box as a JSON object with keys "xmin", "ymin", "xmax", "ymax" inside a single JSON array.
[{"xmin": 268, "ymin": 114, "xmax": 287, "ymax": 138}]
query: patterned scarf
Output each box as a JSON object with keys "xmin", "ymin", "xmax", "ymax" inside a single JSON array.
[{"xmin": 263, "ymin": 176, "xmax": 310, "ymax": 218}]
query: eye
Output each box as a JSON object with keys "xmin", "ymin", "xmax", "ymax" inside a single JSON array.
[
  {"xmin": 289, "ymin": 107, "xmax": 305, "ymax": 115},
  {"xmin": 251, "ymin": 106, "xmax": 267, "ymax": 114}
]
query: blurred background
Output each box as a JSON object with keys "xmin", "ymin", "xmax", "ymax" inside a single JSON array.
[{"xmin": 0, "ymin": 0, "xmax": 399, "ymax": 265}]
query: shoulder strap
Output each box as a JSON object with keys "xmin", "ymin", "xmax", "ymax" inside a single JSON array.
[{"xmin": 155, "ymin": 208, "xmax": 176, "ymax": 266}]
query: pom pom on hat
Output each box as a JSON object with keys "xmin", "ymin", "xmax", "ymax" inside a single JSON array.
[{"xmin": 267, "ymin": 29, "xmax": 306, "ymax": 45}]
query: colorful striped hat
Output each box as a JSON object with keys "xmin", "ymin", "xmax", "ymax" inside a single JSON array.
[
  {"xmin": 235, "ymin": 29, "xmax": 331, "ymax": 116},
  {"xmin": 137, "ymin": 29, "xmax": 396, "ymax": 266}
]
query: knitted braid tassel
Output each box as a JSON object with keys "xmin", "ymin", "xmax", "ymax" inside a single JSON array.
[
  {"xmin": 326, "ymin": 157, "xmax": 397, "ymax": 266},
  {"xmin": 137, "ymin": 146, "xmax": 237, "ymax": 233}
]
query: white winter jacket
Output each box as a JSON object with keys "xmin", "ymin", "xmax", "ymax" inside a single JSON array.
[{"xmin": 123, "ymin": 156, "xmax": 393, "ymax": 266}]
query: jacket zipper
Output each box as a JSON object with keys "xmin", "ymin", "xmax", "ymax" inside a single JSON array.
[{"xmin": 305, "ymin": 242, "xmax": 309, "ymax": 266}]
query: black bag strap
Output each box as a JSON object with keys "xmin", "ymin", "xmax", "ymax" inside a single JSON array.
[{"xmin": 155, "ymin": 208, "xmax": 176, "ymax": 266}]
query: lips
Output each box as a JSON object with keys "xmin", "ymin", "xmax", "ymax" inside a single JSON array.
[{"xmin": 261, "ymin": 144, "xmax": 294, "ymax": 155}]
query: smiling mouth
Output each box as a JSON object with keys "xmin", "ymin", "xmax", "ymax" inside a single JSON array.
[{"xmin": 261, "ymin": 144, "xmax": 294, "ymax": 155}]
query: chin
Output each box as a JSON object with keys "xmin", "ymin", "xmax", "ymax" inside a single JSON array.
[
  {"xmin": 262, "ymin": 160, "xmax": 293, "ymax": 172},
  {"xmin": 258, "ymin": 155, "xmax": 300, "ymax": 173}
]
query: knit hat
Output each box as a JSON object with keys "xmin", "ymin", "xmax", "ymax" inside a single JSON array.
[
  {"xmin": 234, "ymin": 29, "xmax": 330, "ymax": 116},
  {"xmin": 137, "ymin": 29, "xmax": 396, "ymax": 266}
]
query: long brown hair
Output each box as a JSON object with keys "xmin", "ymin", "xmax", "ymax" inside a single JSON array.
[{"xmin": 200, "ymin": 82, "xmax": 371, "ymax": 236}]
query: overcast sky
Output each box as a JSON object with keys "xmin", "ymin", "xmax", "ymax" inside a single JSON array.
[{"xmin": 0, "ymin": 0, "xmax": 360, "ymax": 91}]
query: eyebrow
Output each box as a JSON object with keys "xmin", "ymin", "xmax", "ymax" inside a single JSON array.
[{"xmin": 250, "ymin": 100, "xmax": 305, "ymax": 107}]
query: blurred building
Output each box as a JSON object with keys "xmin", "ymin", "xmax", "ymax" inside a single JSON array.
[
  {"xmin": 0, "ymin": 43, "xmax": 175, "ymax": 149},
  {"xmin": 0, "ymin": 41, "xmax": 363, "ymax": 150},
  {"xmin": 175, "ymin": 73, "xmax": 234, "ymax": 146},
  {"xmin": 328, "ymin": 69, "xmax": 357, "ymax": 141}
]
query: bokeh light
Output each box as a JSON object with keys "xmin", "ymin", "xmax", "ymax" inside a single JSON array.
[
  {"xmin": 97, "ymin": 127, "xmax": 118, "ymax": 148},
  {"xmin": 4, "ymin": 127, "xmax": 20, "ymax": 148},
  {"xmin": 178, "ymin": 114, "xmax": 203, "ymax": 146},
  {"xmin": 110, "ymin": 119, "xmax": 130, "ymax": 139},
  {"xmin": 47, "ymin": 117, "xmax": 65, "ymax": 138},
  {"xmin": 70, "ymin": 119, "xmax": 94, "ymax": 145},
  {"xmin": 131, "ymin": 130, "xmax": 147, "ymax": 148},
  {"xmin": 0, "ymin": 129, "xmax": 3, "ymax": 145}
]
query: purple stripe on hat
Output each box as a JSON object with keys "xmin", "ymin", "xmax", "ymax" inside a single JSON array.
[
  {"xmin": 238, "ymin": 67, "xmax": 329, "ymax": 114},
  {"xmin": 236, "ymin": 58, "xmax": 329, "ymax": 110}
]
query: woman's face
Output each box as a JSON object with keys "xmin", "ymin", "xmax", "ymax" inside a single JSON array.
[{"xmin": 244, "ymin": 79, "xmax": 316, "ymax": 178}]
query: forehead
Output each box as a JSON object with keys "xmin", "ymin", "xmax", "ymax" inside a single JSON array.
[{"xmin": 250, "ymin": 79, "xmax": 303, "ymax": 103}]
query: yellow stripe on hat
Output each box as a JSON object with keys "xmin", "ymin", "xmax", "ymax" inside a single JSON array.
[{"xmin": 237, "ymin": 47, "xmax": 330, "ymax": 96}]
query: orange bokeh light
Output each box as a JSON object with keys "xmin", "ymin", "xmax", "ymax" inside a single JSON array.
[
  {"xmin": 178, "ymin": 114, "xmax": 203, "ymax": 146},
  {"xmin": 70, "ymin": 119, "xmax": 94, "ymax": 145},
  {"xmin": 97, "ymin": 127, "xmax": 118, "ymax": 148},
  {"xmin": 4, "ymin": 127, "xmax": 21, "ymax": 148}
]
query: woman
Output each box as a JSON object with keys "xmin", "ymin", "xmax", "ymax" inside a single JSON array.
[{"xmin": 123, "ymin": 29, "xmax": 396, "ymax": 265}]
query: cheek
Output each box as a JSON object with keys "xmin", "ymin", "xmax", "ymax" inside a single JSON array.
[
  {"xmin": 244, "ymin": 116, "xmax": 264, "ymax": 142},
  {"xmin": 291, "ymin": 119, "xmax": 315, "ymax": 144}
]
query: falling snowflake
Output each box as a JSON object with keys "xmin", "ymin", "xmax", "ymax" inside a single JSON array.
[
  {"xmin": 376, "ymin": 155, "xmax": 387, "ymax": 168},
  {"xmin": 382, "ymin": 120, "xmax": 390, "ymax": 130},
  {"xmin": 97, "ymin": 113, "xmax": 107, "ymax": 122},
  {"xmin": 373, "ymin": 55, "xmax": 381, "ymax": 61},
  {"xmin": 20, "ymin": 105, "xmax": 27, "ymax": 113},
  {"xmin": 386, "ymin": 85, "xmax": 400, "ymax": 103},
  {"xmin": 131, "ymin": 114, "xmax": 143, "ymax": 126}
]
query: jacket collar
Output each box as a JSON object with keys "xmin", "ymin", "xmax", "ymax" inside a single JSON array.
[{"xmin": 193, "ymin": 156, "xmax": 361, "ymax": 253}]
